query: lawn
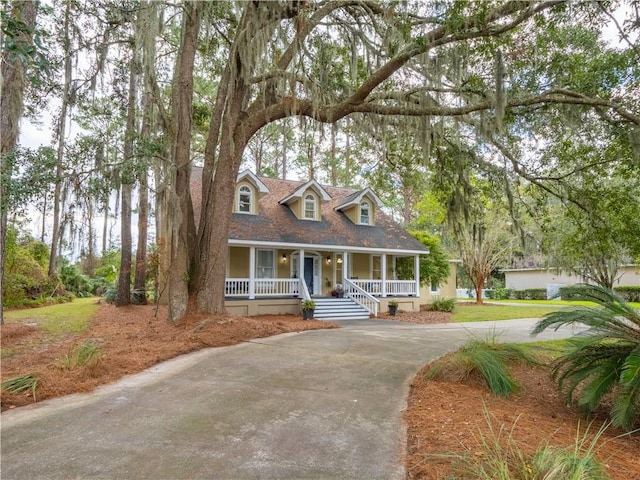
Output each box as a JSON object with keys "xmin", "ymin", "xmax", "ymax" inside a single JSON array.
[
  {"xmin": 3, "ymin": 297, "xmax": 100, "ymax": 336},
  {"xmin": 485, "ymin": 298, "xmax": 640, "ymax": 308},
  {"xmin": 452, "ymin": 304, "xmax": 562, "ymax": 322}
]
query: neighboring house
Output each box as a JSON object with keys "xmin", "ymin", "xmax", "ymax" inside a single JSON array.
[
  {"xmin": 191, "ymin": 167, "xmax": 443, "ymax": 318},
  {"xmin": 503, "ymin": 266, "xmax": 640, "ymax": 292}
]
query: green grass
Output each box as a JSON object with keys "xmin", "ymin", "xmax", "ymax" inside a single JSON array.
[
  {"xmin": 453, "ymin": 305, "xmax": 562, "ymax": 323},
  {"xmin": 3, "ymin": 297, "xmax": 99, "ymax": 336},
  {"xmin": 488, "ymin": 298, "xmax": 640, "ymax": 308},
  {"xmin": 59, "ymin": 340, "xmax": 103, "ymax": 369},
  {"xmin": 427, "ymin": 334, "xmax": 540, "ymax": 397},
  {"xmin": 1, "ymin": 373, "xmax": 41, "ymax": 400}
]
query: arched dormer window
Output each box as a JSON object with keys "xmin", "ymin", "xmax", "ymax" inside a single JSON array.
[
  {"xmin": 360, "ymin": 201, "xmax": 370, "ymax": 225},
  {"xmin": 304, "ymin": 194, "xmax": 317, "ymax": 220},
  {"xmin": 238, "ymin": 185, "xmax": 253, "ymax": 213}
]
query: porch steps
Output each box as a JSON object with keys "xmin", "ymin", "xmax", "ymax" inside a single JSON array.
[{"xmin": 312, "ymin": 297, "xmax": 371, "ymax": 321}]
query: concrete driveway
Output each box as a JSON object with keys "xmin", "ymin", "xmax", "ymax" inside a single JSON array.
[{"xmin": 1, "ymin": 318, "xmax": 584, "ymax": 480}]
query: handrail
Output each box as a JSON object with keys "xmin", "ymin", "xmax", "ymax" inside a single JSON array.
[
  {"xmin": 343, "ymin": 278, "xmax": 379, "ymax": 316},
  {"xmin": 299, "ymin": 277, "xmax": 311, "ymax": 301}
]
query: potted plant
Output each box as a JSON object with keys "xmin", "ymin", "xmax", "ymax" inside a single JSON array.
[
  {"xmin": 388, "ymin": 299, "xmax": 398, "ymax": 316},
  {"xmin": 332, "ymin": 284, "xmax": 344, "ymax": 298},
  {"xmin": 301, "ymin": 299, "xmax": 316, "ymax": 320}
]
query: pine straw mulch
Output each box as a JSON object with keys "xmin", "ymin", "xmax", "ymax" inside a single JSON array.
[
  {"xmin": 405, "ymin": 359, "xmax": 640, "ymax": 480},
  {"xmin": 3, "ymin": 303, "xmax": 639, "ymax": 479},
  {"xmin": 1, "ymin": 301, "xmax": 337, "ymax": 410}
]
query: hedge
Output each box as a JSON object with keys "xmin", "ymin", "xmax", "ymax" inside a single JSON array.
[
  {"xmin": 614, "ymin": 286, "xmax": 640, "ymax": 303},
  {"xmin": 512, "ymin": 288, "xmax": 547, "ymax": 300}
]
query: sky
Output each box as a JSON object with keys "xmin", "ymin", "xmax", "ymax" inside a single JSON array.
[{"xmin": 14, "ymin": 3, "xmax": 637, "ymax": 259}]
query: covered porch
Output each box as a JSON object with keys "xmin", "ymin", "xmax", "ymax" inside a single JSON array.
[{"xmin": 224, "ymin": 245, "xmax": 423, "ymax": 316}]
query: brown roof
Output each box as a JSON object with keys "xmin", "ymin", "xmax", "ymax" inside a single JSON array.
[{"xmin": 191, "ymin": 167, "xmax": 427, "ymax": 253}]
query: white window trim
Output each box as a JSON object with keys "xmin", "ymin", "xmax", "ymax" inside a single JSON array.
[
  {"xmin": 290, "ymin": 251, "xmax": 323, "ymax": 295},
  {"xmin": 256, "ymin": 249, "xmax": 275, "ymax": 278},
  {"xmin": 360, "ymin": 200, "xmax": 371, "ymax": 225},
  {"xmin": 237, "ymin": 184, "xmax": 254, "ymax": 214},
  {"xmin": 303, "ymin": 193, "xmax": 317, "ymax": 220},
  {"xmin": 371, "ymin": 254, "xmax": 382, "ymax": 280}
]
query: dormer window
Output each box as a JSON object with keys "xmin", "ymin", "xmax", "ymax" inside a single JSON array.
[
  {"xmin": 360, "ymin": 201, "xmax": 370, "ymax": 225},
  {"xmin": 238, "ymin": 185, "xmax": 253, "ymax": 214},
  {"xmin": 304, "ymin": 194, "xmax": 317, "ymax": 220}
]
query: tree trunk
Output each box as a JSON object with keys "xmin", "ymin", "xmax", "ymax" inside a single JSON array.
[
  {"xmin": 165, "ymin": 0, "xmax": 202, "ymax": 323},
  {"xmin": 134, "ymin": 95, "xmax": 152, "ymax": 303},
  {"xmin": 196, "ymin": 131, "xmax": 246, "ymax": 313},
  {"xmin": 134, "ymin": 170, "xmax": 148, "ymax": 303},
  {"xmin": 48, "ymin": 0, "xmax": 73, "ymax": 278},
  {"xmin": 115, "ymin": 46, "xmax": 138, "ymax": 307},
  {"xmin": 0, "ymin": 0, "xmax": 37, "ymax": 324},
  {"xmin": 475, "ymin": 279, "xmax": 484, "ymax": 305}
]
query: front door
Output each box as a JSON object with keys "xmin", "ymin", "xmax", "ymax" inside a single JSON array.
[{"xmin": 304, "ymin": 257, "xmax": 314, "ymax": 294}]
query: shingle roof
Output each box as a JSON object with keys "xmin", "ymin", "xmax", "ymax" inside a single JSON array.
[{"xmin": 191, "ymin": 167, "xmax": 428, "ymax": 254}]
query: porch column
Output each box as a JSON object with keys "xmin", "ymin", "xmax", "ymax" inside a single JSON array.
[
  {"xmin": 298, "ymin": 248, "xmax": 305, "ymax": 294},
  {"xmin": 414, "ymin": 254, "xmax": 421, "ymax": 298},
  {"xmin": 342, "ymin": 251, "xmax": 349, "ymax": 280},
  {"xmin": 249, "ymin": 247, "xmax": 256, "ymax": 299},
  {"xmin": 381, "ymin": 254, "xmax": 387, "ymax": 297}
]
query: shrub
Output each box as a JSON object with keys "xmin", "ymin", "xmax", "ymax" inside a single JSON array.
[
  {"xmin": 59, "ymin": 340, "xmax": 102, "ymax": 369},
  {"xmin": 614, "ymin": 285, "xmax": 640, "ymax": 302},
  {"xmin": 512, "ymin": 288, "xmax": 547, "ymax": 300},
  {"xmin": 532, "ymin": 284, "xmax": 640, "ymax": 430},
  {"xmin": 59, "ymin": 264, "xmax": 94, "ymax": 298},
  {"xmin": 492, "ymin": 287, "xmax": 512, "ymax": 300},
  {"xmin": 525, "ymin": 288, "xmax": 547, "ymax": 300},
  {"xmin": 103, "ymin": 285, "xmax": 117, "ymax": 304},
  {"xmin": 426, "ymin": 334, "xmax": 539, "ymax": 397},
  {"xmin": 1, "ymin": 373, "xmax": 41, "ymax": 400},
  {"xmin": 450, "ymin": 412, "xmax": 609, "ymax": 480},
  {"xmin": 429, "ymin": 297, "xmax": 455, "ymax": 312},
  {"xmin": 301, "ymin": 299, "xmax": 316, "ymax": 311}
]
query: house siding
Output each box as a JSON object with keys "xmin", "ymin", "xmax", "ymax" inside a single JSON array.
[
  {"xmin": 351, "ymin": 253, "xmax": 369, "ymax": 279},
  {"xmin": 229, "ymin": 246, "xmax": 249, "ymax": 277},
  {"xmin": 504, "ymin": 265, "xmax": 640, "ymax": 290}
]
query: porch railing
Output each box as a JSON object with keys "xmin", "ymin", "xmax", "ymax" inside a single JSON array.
[
  {"xmin": 349, "ymin": 279, "xmax": 416, "ymax": 296},
  {"xmin": 385, "ymin": 280, "xmax": 417, "ymax": 296},
  {"xmin": 225, "ymin": 278, "xmax": 301, "ymax": 298},
  {"xmin": 224, "ymin": 277, "xmax": 416, "ymax": 300},
  {"xmin": 343, "ymin": 278, "xmax": 379, "ymax": 316},
  {"xmin": 350, "ymin": 279, "xmax": 382, "ymax": 295}
]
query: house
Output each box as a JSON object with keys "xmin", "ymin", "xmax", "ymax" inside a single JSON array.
[
  {"xmin": 191, "ymin": 167, "xmax": 451, "ymax": 319},
  {"xmin": 503, "ymin": 266, "xmax": 640, "ymax": 292}
]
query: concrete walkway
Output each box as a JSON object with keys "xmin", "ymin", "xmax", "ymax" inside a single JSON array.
[{"xmin": 1, "ymin": 319, "xmax": 584, "ymax": 480}]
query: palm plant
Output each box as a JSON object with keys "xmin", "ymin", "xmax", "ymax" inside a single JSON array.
[{"xmin": 532, "ymin": 284, "xmax": 640, "ymax": 430}]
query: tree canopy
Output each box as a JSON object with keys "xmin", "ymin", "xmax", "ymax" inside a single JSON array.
[{"xmin": 3, "ymin": 1, "xmax": 639, "ymax": 320}]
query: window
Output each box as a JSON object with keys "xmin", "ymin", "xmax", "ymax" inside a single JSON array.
[
  {"xmin": 430, "ymin": 283, "xmax": 440, "ymax": 294},
  {"xmin": 372, "ymin": 255, "xmax": 381, "ymax": 280},
  {"xmin": 360, "ymin": 201, "xmax": 370, "ymax": 225},
  {"xmin": 304, "ymin": 194, "xmax": 316, "ymax": 220},
  {"xmin": 256, "ymin": 250, "xmax": 275, "ymax": 278},
  {"xmin": 238, "ymin": 185, "xmax": 252, "ymax": 213}
]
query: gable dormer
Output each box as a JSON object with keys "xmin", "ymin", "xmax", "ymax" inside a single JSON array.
[
  {"xmin": 234, "ymin": 170, "xmax": 269, "ymax": 215},
  {"xmin": 335, "ymin": 187, "xmax": 384, "ymax": 226},
  {"xmin": 278, "ymin": 179, "xmax": 332, "ymax": 221}
]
